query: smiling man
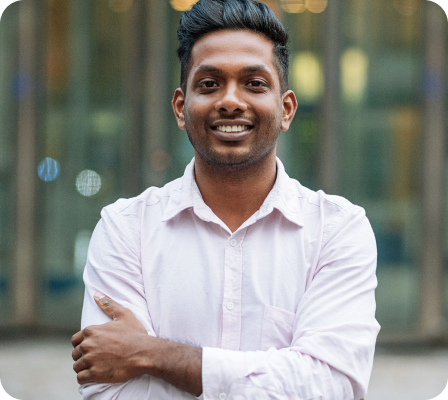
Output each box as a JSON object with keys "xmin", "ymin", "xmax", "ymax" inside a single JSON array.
[{"xmin": 71, "ymin": 1, "xmax": 380, "ymax": 399}]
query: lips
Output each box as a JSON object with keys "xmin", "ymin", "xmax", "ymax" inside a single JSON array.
[
  {"xmin": 214, "ymin": 125, "xmax": 251, "ymax": 133},
  {"xmin": 211, "ymin": 123, "xmax": 254, "ymax": 141}
]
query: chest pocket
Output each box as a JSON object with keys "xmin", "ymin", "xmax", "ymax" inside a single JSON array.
[{"xmin": 260, "ymin": 304, "xmax": 295, "ymax": 351}]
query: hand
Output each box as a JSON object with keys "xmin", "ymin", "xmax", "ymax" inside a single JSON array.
[{"xmin": 72, "ymin": 292, "xmax": 151, "ymax": 385}]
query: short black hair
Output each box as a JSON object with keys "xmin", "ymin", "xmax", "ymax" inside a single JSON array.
[{"xmin": 176, "ymin": 0, "xmax": 290, "ymax": 94}]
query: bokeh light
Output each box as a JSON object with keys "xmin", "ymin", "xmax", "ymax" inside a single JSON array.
[
  {"xmin": 281, "ymin": 0, "xmax": 327, "ymax": 13},
  {"xmin": 74, "ymin": 230, "xmax": 92, "ymax": 277},
  {"xmin": 76, "ymin": 170, "xmax": 102, "ymax": 196},
  {"xmin": 170, "ymin": 0, "xmax": 198, "ymax": 11},
  {"xmin": 108, "ymin": 0, "xmax": 133, "ymax": 13},
  {"xmin": 37, "ymin": 157, "xmax": 60, "ymax": 182},
  {"xmin": 292, "ymin": 52, "xmax": 324, "ymax": 103},
  {"xmin": 281, "ymin": 0, "xmax": 306, "ymax": 13},
  {"xmin": 306, "ymin": 0, "xmax": 327, "ymax": 13},
  {"xmin": 394, "ymin": 0, "xmax": 418, "ymax": 16},
  {"xmin": 341, "ymin": 47, "xmax": 369, "ymax": 104}
]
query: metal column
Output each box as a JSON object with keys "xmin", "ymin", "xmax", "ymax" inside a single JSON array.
[
  {"xmin": 319, "ymin": 0, "xmax": 342, "ymax": 195},
  {"xmin": 14, "ymin": 0, "xmax": 38, "ymax": 326},
  {"xmin": 420, "ymin": 1, "xmax": 446, "ymax": 338},
  {"xmin": 145, "ymin": 0, "xmax": 171, "ymax": 188}
]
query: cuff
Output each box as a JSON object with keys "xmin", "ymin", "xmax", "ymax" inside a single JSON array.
[{"xmin": 201, "ymin": 347, "xmax": 247, "ymax": 400}]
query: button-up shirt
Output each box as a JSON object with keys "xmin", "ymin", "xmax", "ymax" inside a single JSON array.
[{"xmin": 80, "ymin": 158, "xmax": 380, "ymax": 400}]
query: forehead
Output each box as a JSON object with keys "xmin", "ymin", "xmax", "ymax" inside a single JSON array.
[{"xmin": 188, "ymin": 29, "xmax": 277, "ymax": 78}]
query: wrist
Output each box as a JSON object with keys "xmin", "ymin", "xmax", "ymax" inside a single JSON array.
[{"xmin": 142, "ymin": 336, "xmax": 203, "ymax": 396}]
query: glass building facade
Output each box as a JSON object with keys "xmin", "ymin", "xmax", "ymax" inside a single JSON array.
[{"xmin": 0, "ymin": 0, "xmax": 447, "ymax": 341}]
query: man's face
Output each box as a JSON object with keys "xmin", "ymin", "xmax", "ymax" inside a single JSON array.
[{"xmin": 172, "ymin": 29, "xmax": 297, "ymax": 170}]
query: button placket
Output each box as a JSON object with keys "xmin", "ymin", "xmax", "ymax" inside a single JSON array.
[{"xmin": 221, "ymin": 231, "xmax": 246, "ymax": 350}]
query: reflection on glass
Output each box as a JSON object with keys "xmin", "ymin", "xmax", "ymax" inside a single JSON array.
[
  {"xmin": 341, "ymin": 48, "xmax": 368, "ymax": 104},
  {"xmin": 281, "ymin": 0, "xmax": 327, "ymax": 13},
  {"xmin": 37, "ymin": 157, "xmax": 60, "ymax": 182},
  {"xmin": 76, "ymin": 169, "xmax": 102, "ymax": 196},
  {"xmin": 306, "ymin": 0, "xmax": 327, "ymax": 13},
  {"xmin": 170, "ymin": 0, "xmax": 198, "ymax": 11},
  {"xmin": 11, "ymin": 72, "xmax": 30, "ymax": 99},
  {"xmin": 281, "ymin": 0, "xmax": 306, "ymax": 13},
  {"xmin": 292, "ymin": 52, "xmax": 324, "ymax": 104},
  {"xmin": 74, "ymin": 229, "xmax": 92, "ymax": 277},
  {"xmin": 394, "ymin": 0, "xmax": 418, "ymax": 16},
  {"xmin": 108, "ymin": 0, "xmax": 134, "ymax": 13},
  {"xmin": 92, "ymin": 111, "xmax": 121, "ymax": 137}
]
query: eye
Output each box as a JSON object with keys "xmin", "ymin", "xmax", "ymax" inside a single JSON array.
[
  {"xmin": 199, "ymin": 80, "xmax": 218, "ymax": 88},
  {"xmin": 247, "ymin": 80, "xmax": 267, "ymax": 89}
]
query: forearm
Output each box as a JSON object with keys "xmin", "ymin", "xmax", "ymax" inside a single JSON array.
[
  {"xmin": 202, "ymin": 346, "xmax": 358, "ymax": 400},
  {"xmin": 142, "ymin": 336, "xmax": 203, "ymax": 397}
]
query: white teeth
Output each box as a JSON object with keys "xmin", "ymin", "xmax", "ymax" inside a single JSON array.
[{"xmin": 217, "ymin": 125, "xmax": 249, "ymax": 133}]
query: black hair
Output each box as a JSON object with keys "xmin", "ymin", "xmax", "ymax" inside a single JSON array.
[{"xmin": 176, "ymin": 0, "xmax": 290, "ymax": 94}]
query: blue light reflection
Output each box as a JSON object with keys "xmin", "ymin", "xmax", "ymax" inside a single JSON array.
[{"xmin": 37, "ymin": 157, "xmax": 60, "ymax": 182}]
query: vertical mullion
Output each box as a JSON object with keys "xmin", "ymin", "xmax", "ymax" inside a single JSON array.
[
  {"xmin": 145, "ymin": 0, "xmax": 170, "ymax": 188},
  {"xmin": 14, "ymin": 0, "xmax": 38, "ymax": 326},
  {"xmin": 319, "ymin": 0, "xmax": 342, "ymax": 194},
  {"xmin": 122, "ymin": 0, "xmax": 145, "ymax": 196},
  {"xmin": 420, "ymin": 2, "xmax": 446, "ymax": 338}
]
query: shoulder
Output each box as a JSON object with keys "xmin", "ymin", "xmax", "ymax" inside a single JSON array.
[
  {"xmin": 94, "ymin": 177, "xmax": 183, "ymax": 251},
  {"xmin": 289, "ymin": 177, "xmax": 363, "ymax": 217},
  {"xmin": 286, "ymin": 178, "xmax": 371, "ymax": 242},
  {"xmin": 102, "ymin": 177, "xmax": 183, "ymax": 221}
]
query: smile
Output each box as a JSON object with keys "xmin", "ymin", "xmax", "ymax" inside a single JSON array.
[
  {"xmin": 215, "ymin": 125, "xmax": 251, "ymax": 133},
  {"xmin": 211, "ymin": 124, "xmax": 254, "ymax": 142}
]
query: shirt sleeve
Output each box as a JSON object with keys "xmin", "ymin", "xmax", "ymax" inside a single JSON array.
[
  {"xmin": 78, "ymin": 205, "xmax": 155, "ymax": 399},
  {"xmin": 79, "ymin": 205, "xmax": 206, "ymax": 400},
  {"xmin": 201, "ymin": 205, "xmax": 380, "ymax": 400}
]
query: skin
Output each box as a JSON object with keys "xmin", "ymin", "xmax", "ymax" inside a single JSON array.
[
  {"xmin": 173, "ymin": 30, "xmax": 297, "ymax": 231},
  {"xmin": 72, "ymin": 29, "xmax": 298, "ymax": 396}
]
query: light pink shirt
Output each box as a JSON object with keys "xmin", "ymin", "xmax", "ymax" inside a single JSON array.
[{"xmin": 80, "ymin": 158, "xmax": 380, "ymax": 400}]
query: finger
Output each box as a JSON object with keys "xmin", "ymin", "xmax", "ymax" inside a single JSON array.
[
  {"xmin": 73, "ymin": 357, "xmax": 90, "ymax": 374},
  {"xmin": 76, "ymin": 369, "xmax": 94, "ymax": 385},
  {"xmin": 71, "ymin": 331, "xmax": 84, "ymax": 348},
  {"xmin": 94, "ymin": 292, "xmax": 126, "ymax": 320},
  {"xmin": 72, "ymin": 346, "xmax": 82, "ymax": 362}
]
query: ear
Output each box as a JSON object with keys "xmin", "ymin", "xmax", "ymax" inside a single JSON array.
[
  {"xmin": 172, "ymin": 88, "xmax": 186, "ymax": 130},
  {"xmin": 281, "ymin": 90, "xmax": 298, "ymax": 132}
]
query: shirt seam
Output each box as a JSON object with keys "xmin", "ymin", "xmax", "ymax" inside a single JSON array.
[{"xmin": 108, "ymin": 208, "xmax": 142, "ymax": 258}]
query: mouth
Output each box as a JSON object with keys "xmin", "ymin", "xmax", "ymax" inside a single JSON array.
[{"xmin": 211, "ymin": 124, "xmax": 254, "ymax": 141}]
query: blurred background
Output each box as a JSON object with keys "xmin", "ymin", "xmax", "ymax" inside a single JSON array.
[{"xmin": 0, "ymin": 0, "xmax": 447, "ymax": 398}]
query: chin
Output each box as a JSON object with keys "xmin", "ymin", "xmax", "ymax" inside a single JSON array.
[{"xmin": 197, "ymin": 148, "xmax": 274, "ymax": 171}]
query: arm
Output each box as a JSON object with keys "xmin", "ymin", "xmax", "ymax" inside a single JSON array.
[
  {"xmin": 199, "ymin": 205, "xmax": 379, "ymax": 400},
  {"xmin": 73, "ymin": 205, "xmax": 204, "ymax": 399},
  {"xmin": 72, "ymin": 293, "xmax": 202, "ymax": 396},
  {"xmin": 75, "ymin": 204, "xmax": 378, "ymax": 399}
]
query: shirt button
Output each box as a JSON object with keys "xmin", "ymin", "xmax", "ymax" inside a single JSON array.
[
  {"xmin": 230, "ymin": 239, "xmax": 237, "ymax": 247},
  {"xmin": 219, "ymin": 393, "xmax": 227, "ymax": 400},
  {"xmin": 227, "ymin": 302, "xmax": 234, "ymax": 310}
]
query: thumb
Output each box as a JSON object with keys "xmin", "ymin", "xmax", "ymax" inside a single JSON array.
[{"xmin": 94, "ymin": 292, "xmax": 124, "ymax": 320}]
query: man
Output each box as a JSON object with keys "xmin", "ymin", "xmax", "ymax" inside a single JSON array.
[{"xmin": 72, "ymin": 0, "xmax": 380, "ymax": 399}]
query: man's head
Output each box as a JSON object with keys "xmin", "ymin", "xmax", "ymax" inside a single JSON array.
[{"xmin": 177, "ymin": 0, "xmax": 290, "ymax": 95}]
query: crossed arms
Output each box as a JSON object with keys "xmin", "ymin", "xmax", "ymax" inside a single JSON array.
[{"xmin": 71, "ymin": 201, "xmax": 380, "ymax": 400}]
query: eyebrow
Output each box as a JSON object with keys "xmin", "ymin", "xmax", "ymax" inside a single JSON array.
[{"xmin": 193, "ymin": 64, "xmax": 272, "ymax": 76}]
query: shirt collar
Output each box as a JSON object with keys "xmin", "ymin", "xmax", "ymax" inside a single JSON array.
[{"xmin": 162, "ymin": 157, "xmax": 304, "ymax": 228}]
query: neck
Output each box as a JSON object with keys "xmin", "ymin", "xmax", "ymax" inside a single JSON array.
[{"xmin": 193, "ymin": 151, "xmax": 278, "ymax": 232}]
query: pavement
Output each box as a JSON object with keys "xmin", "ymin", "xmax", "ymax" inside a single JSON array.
[{"xmin": 0, "ymin": 337, "xmax": 448, "ymax": 400}]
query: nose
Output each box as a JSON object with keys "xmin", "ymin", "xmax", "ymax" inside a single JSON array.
[{"xmin": 215, "ymin": 83, "xmax": 247, "ymax": 114}]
